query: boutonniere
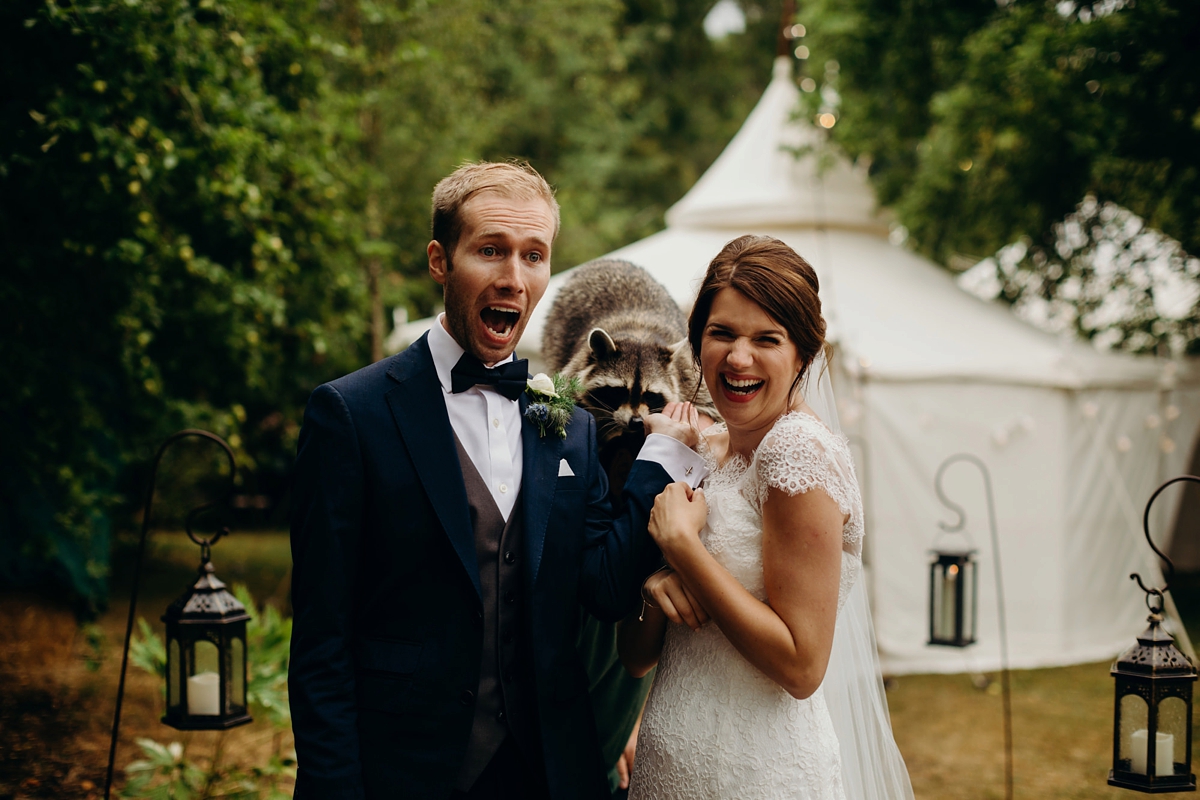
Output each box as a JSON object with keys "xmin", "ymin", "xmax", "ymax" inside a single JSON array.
[{"xmin": 524, "ymin": 373, "xmax": 581, "ymax": 439}]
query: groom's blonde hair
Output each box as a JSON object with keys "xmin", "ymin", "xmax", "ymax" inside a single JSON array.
[{"xmin": 431, "ymin": 161, "xmax": 560, "ymax": 262}]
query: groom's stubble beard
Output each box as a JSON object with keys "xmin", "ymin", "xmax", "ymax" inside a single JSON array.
[{"xmin": 441, "ymin": 251, "xmax": 476, "ymax": 359}]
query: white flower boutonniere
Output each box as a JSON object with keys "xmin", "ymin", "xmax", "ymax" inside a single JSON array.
[{"xmin": 524, "ymin": 372, "xmax": 581, "ymax": 439}]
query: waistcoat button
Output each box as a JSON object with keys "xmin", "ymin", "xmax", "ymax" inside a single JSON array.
[{"xmin": 460, "ymin": 690, "xmax": 475, "ymax": 706}]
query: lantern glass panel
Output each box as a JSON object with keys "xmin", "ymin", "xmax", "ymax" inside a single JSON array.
[
  {"xmin": 932, "ymin": 564, "xmax": 952, "ymax": 641},
  {"xmin": 1158, "ymin": 696, "xmax": 1188, "ymax": 775},
  {"xmin": 230, "ymin": 636, "xmax": 246, "ymax": 708},
  {"xmin": 193, "ymin": 637, "xmax": 219, "ymax": 674},
  {"xmin": 167, "ymin": 638, "xmax": 181, "ymax": 712},
  {"xmin": 961, "ymin": 560, "xmax": 977, "ymax": 642},
  {"xmin": 1119, "ymin": 693, "xmax": 1150, "ymax": 773},
  {"xmin": 188, "ymin": 639, "xmax": 222, "ymax": 716}
]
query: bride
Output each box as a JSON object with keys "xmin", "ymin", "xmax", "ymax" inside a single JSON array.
[{"xmin": 619, "ymin": 235, "xmax": 913, "ymax": 800}]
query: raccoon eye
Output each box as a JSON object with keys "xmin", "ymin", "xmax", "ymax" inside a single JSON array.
[
  {"xmin": 587, "ymin": 386, "xmax": 629, "ymax": 412},
  {"xmin": 643, "ymin": 393, "xmax": 667, "ymax": 414}
]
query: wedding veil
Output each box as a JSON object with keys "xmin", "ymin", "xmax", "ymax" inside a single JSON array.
[{"xmin": 802, "ymin": 352, "xmax": 915, "ymax": 800}]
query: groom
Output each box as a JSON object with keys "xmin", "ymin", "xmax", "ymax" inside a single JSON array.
[{"xmin": 288, "ymin": 161, "xmax": 704, "ymax": 800}]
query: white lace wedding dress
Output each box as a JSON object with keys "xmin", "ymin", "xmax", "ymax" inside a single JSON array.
[{"xmin": 629, "ymin": 411, "xmax": 864, "ymax": 800}]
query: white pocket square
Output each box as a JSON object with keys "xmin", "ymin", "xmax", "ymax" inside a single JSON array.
[{"xmin": 557, "ymin": 459, "xmax": 575, "ymax": 477}]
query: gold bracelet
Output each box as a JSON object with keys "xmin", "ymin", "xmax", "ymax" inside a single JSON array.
[
  {"xmin": 638, "ymin": 565, "xmax": 673, "ymax": 622},
  {"xmin": 638, "ymin": 599, "xmax": 652, "ymax": 623}
]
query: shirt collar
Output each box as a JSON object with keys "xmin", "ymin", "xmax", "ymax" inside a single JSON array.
[{"xmin": 427, "ymin": 313, "xmax": 516, "ymax": 394}]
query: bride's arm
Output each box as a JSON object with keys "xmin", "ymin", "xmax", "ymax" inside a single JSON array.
[
  {"xmin": 617, "ymin": 568, "xmax": 709, "ymax": 677},
  {"xmin": 649, "ymin": 482, "xmax": 844, "ymax": 699},
  {"xmin": 617, "ymin": 602, "xmax": 667, "ymax": 679}
]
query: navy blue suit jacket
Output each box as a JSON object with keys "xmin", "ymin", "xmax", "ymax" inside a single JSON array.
[{"xmin": 288, "ymin": 334, "xmax": 668, "ymax": 799}]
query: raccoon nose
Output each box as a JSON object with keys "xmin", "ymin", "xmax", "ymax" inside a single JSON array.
[{"xmin": 628, "ymin": 415, "xmax": 644, "ymax": 433}]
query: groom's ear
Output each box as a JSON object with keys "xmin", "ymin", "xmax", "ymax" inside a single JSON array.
[{"xmin": 428, "ymin": 240, "xmax": 449, "ymax": 286}]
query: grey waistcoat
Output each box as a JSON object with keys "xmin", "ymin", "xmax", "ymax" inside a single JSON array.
[{"xmin": 454, "ymin": 436, "xmax": 539, "ymax": 791}]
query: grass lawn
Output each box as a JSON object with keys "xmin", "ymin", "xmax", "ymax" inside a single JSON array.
[
  {"xmin": 889, "ymin": 663, "xmax": 1121, "ymax": 799},
  {"xmin": 3, "ymin": 529, "xmax": 1198, "ymax": 799}
]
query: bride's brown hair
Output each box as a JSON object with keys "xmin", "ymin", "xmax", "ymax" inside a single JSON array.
[{"xmin": 688, "ymin": 234, "xmax": 829, "ymax": 400}]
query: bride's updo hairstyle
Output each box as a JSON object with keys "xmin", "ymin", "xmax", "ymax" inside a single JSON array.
[{"xmin": 688, "ymin": 234, "xmax": 828, "ymax": 399}]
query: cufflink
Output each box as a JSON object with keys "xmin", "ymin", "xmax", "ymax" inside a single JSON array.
[{"xmin": 558, "ymin": 459, "xmax": 575, "ymax": 477}]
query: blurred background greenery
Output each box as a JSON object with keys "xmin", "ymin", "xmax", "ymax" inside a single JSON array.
[{"xmin": 0, "ymin": 0, "xmax": 782, "ymax": 612}]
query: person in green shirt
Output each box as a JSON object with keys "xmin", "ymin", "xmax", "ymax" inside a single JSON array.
[{"xmin": 578, "ymin": 610, "xmax": 653, "ymax": 798}]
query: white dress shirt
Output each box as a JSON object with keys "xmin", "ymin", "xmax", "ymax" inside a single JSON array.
[{"xmin": 427, "ymin": 315, "xmax": 708, "ymax": 521}]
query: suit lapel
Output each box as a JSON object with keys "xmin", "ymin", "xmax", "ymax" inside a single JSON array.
[
  {"xmin": 521, "ymin": 394, "xmax": 561, "ymax": 587},
  {"xmin": 384, "ymin": 336, "xmax": 481, "ymax": 602}
]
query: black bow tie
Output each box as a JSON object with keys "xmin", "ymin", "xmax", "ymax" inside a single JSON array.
[{"xmin": 450, "ymin": 353, "xmax": 528, "ymax": 401}]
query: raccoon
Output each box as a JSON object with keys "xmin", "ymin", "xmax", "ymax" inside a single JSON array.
[{"xmin": 541, "ymin": 259, "xmax": 718, "ymax": 456}]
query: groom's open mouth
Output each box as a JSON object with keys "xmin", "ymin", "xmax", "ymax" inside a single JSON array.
[
  {"xmin": 481, "ymin": 306, "xmax": 520, "ymax": 340},
  {"xmin": 720, "ymin": 373, "xmax": 764, "ymax": 400}
]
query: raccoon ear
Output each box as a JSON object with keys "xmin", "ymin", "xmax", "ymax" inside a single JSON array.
[{"xmin": 588, "ymin": 328, "xmax": 618, "ymax": 360}]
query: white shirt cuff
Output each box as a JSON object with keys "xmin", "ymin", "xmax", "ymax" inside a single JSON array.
[{"xmin": 636, "ymin": 433, "xmax": 709, "ymax": 489}]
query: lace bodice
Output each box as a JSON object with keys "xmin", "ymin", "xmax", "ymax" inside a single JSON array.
[
  {"xmin": 694, "ymin": 411, "xmax": 863, "ymax": 609},
  {"xmin": 629, "ymin": 412, "xmax": 864, "ymax": 800}
]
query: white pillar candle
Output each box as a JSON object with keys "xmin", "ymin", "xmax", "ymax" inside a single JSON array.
[
  {"xmin": 1131, "ymin": 729, "xmax": 1175, "ymax": 776},
  {"xmin": 187, "ymin": 671, "xmax": 221, "ymax": 716}
]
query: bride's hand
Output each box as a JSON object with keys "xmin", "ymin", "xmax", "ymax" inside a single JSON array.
[
  {"xmin": 644, "ymin": 401, "xmax": 700, "ymax": 448},
  {"xmin": 644, "ymin": 568, "xmax": 709, "ymax": 631},
  {"xmin": 648, "ymin": 482, "xmax": 708, "ymax": 560}
]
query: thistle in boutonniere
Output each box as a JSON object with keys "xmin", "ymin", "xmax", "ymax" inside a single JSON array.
[{"xmin": 524, "ymin": 372, "xmax": 580, "ymax": 439}]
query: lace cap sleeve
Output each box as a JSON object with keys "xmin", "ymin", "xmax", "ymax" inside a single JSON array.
[{"xmin": 750, "ymin": 413, "xmax": 861, "ymax": 530}]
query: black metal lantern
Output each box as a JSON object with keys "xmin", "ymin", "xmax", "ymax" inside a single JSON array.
[
  {"xmin": 105, "ymin": 430, "xmax": 247, "ymax": 800},
  {"xmin": 162, "ymin": 546, "xmax": 251, "ymax": 729},
  {"xmin": 1109, "ymin": 475, "xmax": 1200, "ymax": 794},
  {"xmin": 928, "ymin": 548, "xmax": 978, "ymax": 648}
]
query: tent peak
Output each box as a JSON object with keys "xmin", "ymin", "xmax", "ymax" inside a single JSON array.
[
  {"xmin": 664, "ymin": 56, "xmax": 890, "ymax": 236},
  {"xmin": 772, "ymin": 55, "xmax": 792, "ymax": 82}
]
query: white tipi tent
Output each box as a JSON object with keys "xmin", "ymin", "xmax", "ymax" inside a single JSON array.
[{"xmin": 400, "ymin": 58, "xmax": 1200, "ymax": 675}]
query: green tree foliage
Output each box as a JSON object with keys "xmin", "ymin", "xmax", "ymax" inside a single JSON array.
[
  {"xmin": 798, "ymin": 0, "xmax": 1200, "ymax": 269},
  {"xmin": 2, "ymin": 0, "xmax": 367, "ymax": 611},
  {"xmin": 305, "ymin": 0, "xmax": 782, "ymax": 325},
  {"xmin": 2, "ymin": 0, "xmax": 779, "ymax": 611},
  {"xmin": 960, "ymin": 195, "xmax": 1200, "ymax": 355}
]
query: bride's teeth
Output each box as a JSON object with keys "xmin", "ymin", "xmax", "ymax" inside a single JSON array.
[{"xmin": 722, "ymin": 375, "xmax": 763, "ymax": 395}]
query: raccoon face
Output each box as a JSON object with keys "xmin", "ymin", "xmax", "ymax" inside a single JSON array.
[{"xmin": 575, "ymin": 327, "xmax": 683, "ymax": 445}]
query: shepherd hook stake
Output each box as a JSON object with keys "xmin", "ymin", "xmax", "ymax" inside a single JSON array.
[{"xmin": 935, "ymin": 453, "xmax": 1013, "ymax": 800}]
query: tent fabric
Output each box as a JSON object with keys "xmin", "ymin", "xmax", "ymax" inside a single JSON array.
[{"xmin": 399, "ymin": 58, "xmax": 1200, "ymax": 675}]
